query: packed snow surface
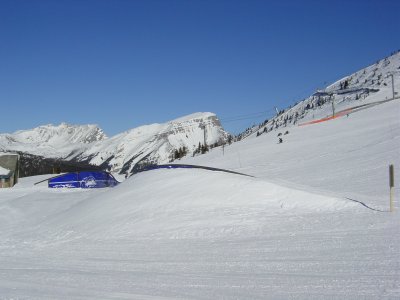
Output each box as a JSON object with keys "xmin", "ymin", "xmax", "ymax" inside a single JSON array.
[{"xmin": 1, "ymin": 170, "xmax": 398, "ymax": 299}]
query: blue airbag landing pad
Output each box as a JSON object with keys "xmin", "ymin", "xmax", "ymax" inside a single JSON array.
[{"xmin": 48, "ymin": 171, "xmax": 119, "ymax": 188}]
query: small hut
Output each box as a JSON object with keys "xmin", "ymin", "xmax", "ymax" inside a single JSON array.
[{"xmin": 0, "ymin": 153, "xmax": 20, "ymax": 188}]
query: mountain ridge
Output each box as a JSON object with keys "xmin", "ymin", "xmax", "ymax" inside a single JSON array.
[{"xmin": 0, "ymin": 112, "xmax": 229, "ymax": 175}]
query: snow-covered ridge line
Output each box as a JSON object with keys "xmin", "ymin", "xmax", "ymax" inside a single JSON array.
[{"xmin": 4, "ymin": 123, "xmax": 107, "ymax": 145}]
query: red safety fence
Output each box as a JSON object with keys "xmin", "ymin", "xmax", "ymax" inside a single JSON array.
[{"xmin": 298, "ymin": 108, "xmax": 353, "ymax": 126}]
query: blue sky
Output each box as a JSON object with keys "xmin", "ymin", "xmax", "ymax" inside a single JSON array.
[{"xmin": 1, "ymin": 0, "xmax": 399, "ymax": 136}]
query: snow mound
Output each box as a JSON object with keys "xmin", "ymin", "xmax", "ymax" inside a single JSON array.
[{"xmin": 0, "ymin": 169, "xmax": 357, "ymax": 242}]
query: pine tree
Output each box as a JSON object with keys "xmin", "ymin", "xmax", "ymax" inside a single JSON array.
[
  {"xmin": 174, "ymin": 149, "xmax": 179, "ymax": 160},
  {"xmin": 178, "ymin": 147, "xmax": 183, "ymax": 158}
]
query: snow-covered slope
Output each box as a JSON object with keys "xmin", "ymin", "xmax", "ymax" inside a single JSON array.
[
  {"xmin": 240, "ymin": 51, "xmax": 400, "ymax": 140},
  {"xmin": 184, "ymin": 85, "xmax": 400, "ymax": 211},
  {"xmin": 0, "ymin": 112, "xmax": 228, "ymax": 174}
]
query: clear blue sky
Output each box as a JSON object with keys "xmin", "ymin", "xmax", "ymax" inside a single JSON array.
[{"xmin": 1, "ymin": 0, "xmax": 399, "ymax": 136}]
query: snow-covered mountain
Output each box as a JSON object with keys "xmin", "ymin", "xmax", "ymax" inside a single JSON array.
[
  {"xmin": 0, "ymin": 123, "xmax": 107, "ymax": 157},
  {"xmin": 0, "ymin": 113, "xmax": 229, "ymax": 175},
  {"xmin": 76, "ymin": 112, "xmax": 229, "ymax": 174},
  {"xmin": 238, "ymin": 51, "xmax": 400, "ymax": 140}
]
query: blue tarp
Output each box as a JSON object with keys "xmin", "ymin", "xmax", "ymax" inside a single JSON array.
[{"xmin": 48, "ymin": 171, "xmax": 119, "ymax": 188}]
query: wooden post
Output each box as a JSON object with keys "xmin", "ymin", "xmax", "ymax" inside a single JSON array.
[
  {"xmin": 389, "ymin": 74, "xmax": 395, "ymax": 100},
  {"xmin": 389, "ymin": 164, "xmax": 394, "ymax": 212}
]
